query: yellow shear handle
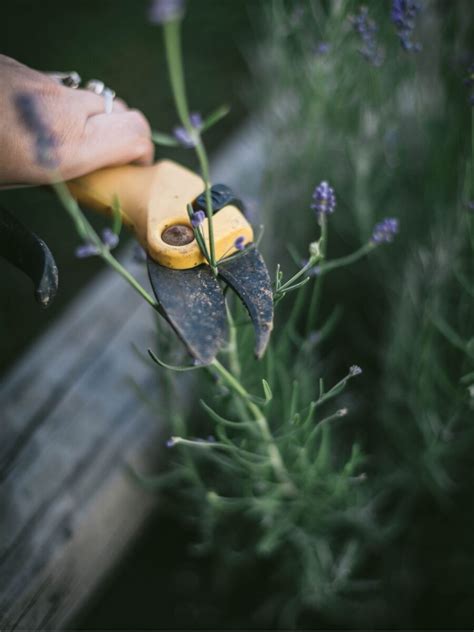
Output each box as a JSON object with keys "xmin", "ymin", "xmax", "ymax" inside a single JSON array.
[{"xmin": 67, "ymin": 160, "xmax": 253, "ymax": 270}]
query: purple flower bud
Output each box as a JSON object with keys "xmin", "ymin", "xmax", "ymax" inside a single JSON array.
[
  {"xmin": 371, "ymin": 218, "xmax": 399, "ymax": 244},
  {"xmin": 189, "ymin": 112, "xmax": 203, "ymax": 129},
  {"xmin": 14, "ymin": 92, "xmax": 59, "ymax": 169},
  {"xmin": 234, "ymin": 236, "xmax": 245, "ymax": 251},
  {"xmin": 311, "ymin": 181, "xmax": 336, "ymax": 217},
  {"xmin": 315, "ymin": 42, "xmax": 331, "ymax": 55},
  {"xmin": 172, "ymin": 113, "xmax": 202, "ymax": 147},
  {"xmin": 173, "ymin": 126, "xmax": 196, "ymax": 148},
  {"xmin": 148, "ymin": 0, "xmax": 185, "ymax": 24},
  {"xmin": 75, "ymin": 243, "xmax": 100, "ymax": 259},
  {"xmin": 191, "ymin": 210, "xmax": 206, "ymax": 228},
  {"xmin": 75, "ymin": 227, "xmax": 119, "ymax": 259},
  {"xmin": 101, "ymin": 228, "xmax": 119, "ymax": 250},
  {"xmin": 166, "ymin": 437, "xmax": 176, "ymax": 448}
]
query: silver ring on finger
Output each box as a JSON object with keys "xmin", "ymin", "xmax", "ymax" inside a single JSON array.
[
  {"xmin": 85, "ymin": 79, "xmax": 116, "ymax": 115},
  {"xmin": 46, "ymin": 71, "xmax": 82, "ymax": 89}
]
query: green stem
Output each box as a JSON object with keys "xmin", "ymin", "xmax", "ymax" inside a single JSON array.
[
  {"xmin": 316, "ymin": 242, "xmax": 374, "ymax": 275},
  {"xmin": 163, "ymin": 20, "xmax": 217, "ymax": 273},
  {"xmin": 306, "ymin": 216, "xmax": 327, "ymax": 333},
  {"xmin": 163, "ymin": 20, "xmax": 191, "ymax": 126},
  {"xmin": 210, "ymin": 359, "xmax": 295, "ymax": 493},
  {"xmin": 223, "ymin": 303, "xmax": 249, "ymax": 424},
  {"xmin": 278, "ymin": 258, "xmax": 318, "ymax": 294},
  {"xmin": 53, "ymin": 182, "xmax": 157, "ymax": 309},
  {"xmin": 195, "ymin": 141, "xmax": 217, "ymax": 273}
]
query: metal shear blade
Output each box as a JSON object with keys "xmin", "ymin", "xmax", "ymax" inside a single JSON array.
[
  {"xmin": 147, "ymin": 246, "xmax": 273, "ymax": 365},
  {"xmin": 147, "ymin": 257, "xmax": 227, "ymax": 365}
]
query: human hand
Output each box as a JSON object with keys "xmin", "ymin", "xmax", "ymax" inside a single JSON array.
[{"xmin": 0, "ymin": 55, "xmax": 154, "ymax": 186}]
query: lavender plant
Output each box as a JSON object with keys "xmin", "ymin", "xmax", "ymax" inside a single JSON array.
[{"xmin": 241, "ymin": 0, "xmax": 474, "ymax": 627}]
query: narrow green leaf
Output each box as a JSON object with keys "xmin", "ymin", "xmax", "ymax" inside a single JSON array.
[
  {"xmin": 200, "ymin": 399, "xmax": 255, "ymax": 430},
  {"xmin": 302, "ymin": 401, "xmax": 317, "ymax": 427},
  {"xmin": 262, "ymin": 379, "xmax": 273, "ymax": 404},
  {"xmin": 152, "ymin": 130, "xmax": 180, "ymax": 146},
  {"xmin": 289, "ymin": 380, "xmax": 299, "ymax": 420},
  {"xmin": 148, "ymin": 348, "xmax": 204, "ymax": 372},
  {"xmin": 201, "ymin": 104, "xmax": 231, "ymax": 132},
  {"xmin": 276, "ymin": 276, "xmax": 310, "ymax": 297}
]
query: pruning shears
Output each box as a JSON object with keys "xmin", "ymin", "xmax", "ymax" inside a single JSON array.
[{"xmin": 0, "ymin": 160, "xmax": 273, "ymax": 364}]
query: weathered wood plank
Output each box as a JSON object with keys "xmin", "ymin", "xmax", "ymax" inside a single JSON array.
[
  {"xmin": 0, "ymin": 125, "xmax": 265, "ymax": 630},
  {"xmin": 0, "ymin": 255, "xmax": 162, "ymax": 630}
]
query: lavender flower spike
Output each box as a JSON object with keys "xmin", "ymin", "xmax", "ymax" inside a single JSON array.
[
  {"xmin": 14, "ymin": 92, "xmax": 59, "ymax": 169},
  {"xmin": 391, "ymin": 0, "xmax": 422, "ymax": 53},
  {"xmin": 311, "ymin": 181, "xmax": 336, "ymax": 218},
  {"xmin": 350, "ymin": 6, "xmax": 384, "ymax": 67},
  {"xmin": 148, "ymin": 0, "xmax": 185, "ymax": 24},
  {"xmin": 371, "ymin": 218, "xmax": 399, "ymax": 244}
]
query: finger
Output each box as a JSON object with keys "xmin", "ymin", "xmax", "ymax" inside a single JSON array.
[
  {"xmin": 72, "ymin": 88, "xmax": 111, "ymax": 117},
  {"xmin": 71, "ymin": 109, "xmax": 154, "ymax": 175},
  {"xmin": 66, "ymin": 87, "xmax": 128, "ymax": 116},
  {"xmin": 112, "ymin": 97, "xmax": 128, "ymax": 113}
]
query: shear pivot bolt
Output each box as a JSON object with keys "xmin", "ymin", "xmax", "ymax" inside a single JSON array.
[{"xmin": 161, "ymin": 224, "xmax": 195, "ymax": 246}]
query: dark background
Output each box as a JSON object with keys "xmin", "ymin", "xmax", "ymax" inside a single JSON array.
[{"xmin": 0, "ymin": 0, "xmax": 263, "ymax": 375}]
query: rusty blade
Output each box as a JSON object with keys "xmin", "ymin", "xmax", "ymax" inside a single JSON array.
[
  {"xmin": 218, "ymin": 248, "xmax": 274, "ymax": 358},
  {"xmin": 147, "ymin": 257, "xmax": 227, "ymax": 365}
]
